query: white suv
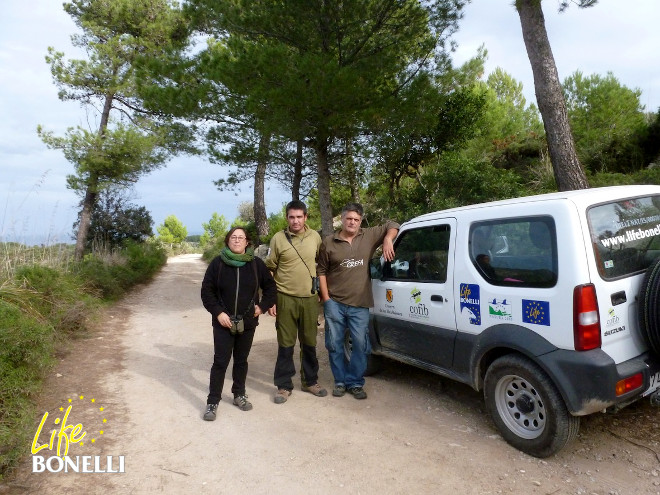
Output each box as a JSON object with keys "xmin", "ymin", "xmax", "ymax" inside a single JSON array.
[{"xmin": 367, "ymin": 185, "xmax": 660, "ymax": 457}]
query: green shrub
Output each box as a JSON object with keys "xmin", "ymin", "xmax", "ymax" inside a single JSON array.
[
  {"xmin": 588, "ymin": 166, "xmax": 660, "ymax": 188},
  {"xmin": 74, "ymin": 241, "xmax": 166, "ymax": 300},
  {"xmin": 75, "ymin": 254, "xmax": 122, "ymax": 299},
  {"xmin": 0, "ymin": 240, "xmax": 168, "ymax": 480},
  {"xmin": 202, "ymin": 239, "xmax": 223, "ymax": 263},
  {"xmin": 13, "ymin": 265, "xmax": 97, "ymax": 336},
  {"xmin": 0, "ymin": 301, "xmax": 54, "ymax": 476},
  {"xmin": 125, "ymin": 240, "xmax": 167, "ymax": 279}
]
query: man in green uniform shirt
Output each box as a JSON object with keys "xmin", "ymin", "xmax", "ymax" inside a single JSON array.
[{"xmin": 266, "ymin": 200, "xmax": 327, "ymax": 404}]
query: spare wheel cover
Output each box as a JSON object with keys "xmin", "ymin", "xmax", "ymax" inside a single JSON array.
[{"xmin": 638, "ymin": 258, "xmax": 660, "ymax": 355}]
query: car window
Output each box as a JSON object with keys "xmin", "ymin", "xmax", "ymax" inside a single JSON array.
[
  {"xmin": 588, "ymin": 195, "xmax": 660, "ymax": 279},
  {"xmin": 383, "ymin": 225, "xmax": 450, "ymax": 282},
  {"xmin": 469, "ymin": 216, "xmax": 558, "ymax": 288}
]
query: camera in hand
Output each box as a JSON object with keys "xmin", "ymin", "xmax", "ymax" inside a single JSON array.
[{"xmin": 311, "ymin": 276, "xmax": 320, "ymax": 294}]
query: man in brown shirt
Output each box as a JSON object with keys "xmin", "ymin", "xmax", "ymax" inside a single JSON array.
[{"xmin": 317, "ymin": 203, "xmax": 399, "ymax": 399}]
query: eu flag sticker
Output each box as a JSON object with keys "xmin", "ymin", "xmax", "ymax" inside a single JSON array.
[{"xmin": 522, "ymin": 299, "xmax": 550, "ymax": 326}]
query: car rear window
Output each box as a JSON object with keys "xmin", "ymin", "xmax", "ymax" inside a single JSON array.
[
  {"xmin": 588, "ymin": 195, "xmax": 660, "ymax": 279},
  {"xmin": 469, "ymin": 216, "xmax": 558, "ymax": 288}
]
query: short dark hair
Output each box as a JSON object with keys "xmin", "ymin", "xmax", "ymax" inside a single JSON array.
[
  {"xmin": 224, "ymin": 226, "xmax": 251, "ymax": 246},
  {"xmin": 341, "ymin": 202, "xmax": 363, "ymax": 217},
  {"xmin": 286, "ymin": 200, "xmax": 307, "ymax": 215}
]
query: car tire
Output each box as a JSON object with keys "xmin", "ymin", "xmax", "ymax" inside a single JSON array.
[
  {"xmin": 343, "ymin": 332, "xmax": 382, "ymax": 376},
  {"xmin": 484, "ymin": 354, "xmax": 580, "ymax": 458},
  {"xmin": 638, "ymin": 258, "xmax": 660, "ymax": 355}
]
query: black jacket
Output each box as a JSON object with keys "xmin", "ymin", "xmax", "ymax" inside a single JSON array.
[{"xmin": 201, "ymin": 255, "xmax": 277, "ymax": 330}]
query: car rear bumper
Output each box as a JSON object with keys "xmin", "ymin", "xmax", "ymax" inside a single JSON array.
[{"xmin": 538, "ymin": 349, "xmax": 660, "ymax": 415}]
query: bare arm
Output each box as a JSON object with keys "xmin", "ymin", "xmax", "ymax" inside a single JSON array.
[{"xmin": 382, "ymin": 227, "xmax": 398, "ymax": 261}]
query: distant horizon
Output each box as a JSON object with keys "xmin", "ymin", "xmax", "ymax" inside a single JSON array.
[{"xmin": 0, "ymin": 230, "xmax": 206, "ymax": 247}]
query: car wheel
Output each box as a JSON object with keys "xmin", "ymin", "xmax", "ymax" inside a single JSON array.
[
  {"xmin": 638, "ymin": 258, "xmax": 660, "ymax": 355},
  {"xmin": 343, "ymin": 331, "xmax": 382, "ymax": 376},
  {"xmin": 484, "ymin": 354, "xmax": 580, "ymax": 458}
]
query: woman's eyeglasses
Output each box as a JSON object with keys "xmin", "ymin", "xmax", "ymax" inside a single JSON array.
[{"xmin": 229, "ymin": 236, "xmax": 246, "ymax": 241}]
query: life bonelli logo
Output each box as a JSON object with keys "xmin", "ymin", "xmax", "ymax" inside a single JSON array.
[{"xmin": 31, "ymin": 394, "xmax": 125, "ymax": 473}]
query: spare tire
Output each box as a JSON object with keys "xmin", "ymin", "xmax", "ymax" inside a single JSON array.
[{"xmin": 638, "ymin": 258, "xmax": 660, "ymax": 355}]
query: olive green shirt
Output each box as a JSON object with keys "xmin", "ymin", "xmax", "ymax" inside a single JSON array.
[{"xmin": 265, "ymin": 225, "xmax": 322, "ymax": 297}]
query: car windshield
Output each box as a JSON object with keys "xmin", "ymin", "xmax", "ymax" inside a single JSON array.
[{"xmin": 588, "ymin": 194, "xmax": 660, "ymax": 279}]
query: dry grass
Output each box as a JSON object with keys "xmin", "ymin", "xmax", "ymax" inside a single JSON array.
[
  {"xmin": 1, "ymin": 242, "xmax": 74, "ymax": 281},
  {"xmin": 528, "ymin": 150, "xmax": 557, "ymax": 192},
  {"xmin": 0, "ymin": 279, "xmax": 44, "ymax": 320}
]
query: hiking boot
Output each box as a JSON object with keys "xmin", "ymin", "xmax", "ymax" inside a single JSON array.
[
  {"xmin": 302, "ymin": 383, "xmax": 328, "ymax": 397},
  {"xmin": 348, "ymin": 386, "xmax": 367, "ymax": 399},
  {"xmin": 203, "ymin": 403, "xmax": 218, "ymax": 421},
  {"xmin": 233, "ymin": 394, "xmax": 253, "ymax": 411},
  {"xmin": 274, "ymin": 388, "xmax": 291, "ymax": 404},
  {"xmin": 332, "ymin": 384, "xmax": 346, "ymax": 397}
]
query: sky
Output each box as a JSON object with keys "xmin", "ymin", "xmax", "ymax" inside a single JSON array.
[{"xmin": 1, "ymin": 1, "xmax": 659, "ymax": 245}]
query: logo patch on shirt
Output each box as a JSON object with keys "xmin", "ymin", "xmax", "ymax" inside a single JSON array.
[{"xmin": 340, "ymin": 258, "xmax": 364, "ymax": 268}]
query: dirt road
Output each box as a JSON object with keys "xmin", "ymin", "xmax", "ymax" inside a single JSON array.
[{"xmin": 4, "ymin": 254, "xmax": 660, "ymax": 494}]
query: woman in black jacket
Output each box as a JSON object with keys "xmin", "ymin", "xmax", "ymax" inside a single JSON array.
[{"xmin": 200, "ymin": 226, "xmax": 276, "ymax": 420}]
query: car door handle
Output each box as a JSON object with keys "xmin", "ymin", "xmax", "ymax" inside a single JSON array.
[{"xmin": 431, "ymin": 295, "xmax": 444, "ymax": 302}]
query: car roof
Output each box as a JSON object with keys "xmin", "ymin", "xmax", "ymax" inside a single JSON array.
[{"xmin": 404, "ymin": 185, "xmax": 660, "ymax": 225}]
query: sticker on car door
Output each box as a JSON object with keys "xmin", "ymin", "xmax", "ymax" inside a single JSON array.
[{"xmin": 459, "ymin": 283, "xmax": 481, "ymax": 325}]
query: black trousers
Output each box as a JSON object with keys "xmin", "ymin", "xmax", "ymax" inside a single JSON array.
[{"xmin": 207, "ymin": 326, "xmax": 256, "ymax": 404}]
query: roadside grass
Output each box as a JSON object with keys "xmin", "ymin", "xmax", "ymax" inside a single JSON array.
[
  {"xmin": 1, "ymin": 242, "xmax": 74, "ymax": 281},
  {"xmin": 201, "ymin": 241, "xmax": 223, "ymax": 262},
  {"xmin": 160, "ymin": 240, "xmax": 202, "ymax": 258},
  {"xmin": 0, "ymin": 240, "xmax": 167, "ymax": 480}
]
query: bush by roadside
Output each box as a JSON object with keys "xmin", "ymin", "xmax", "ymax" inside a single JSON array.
[
  {"xmin": 74, "ymin": 240, "xmax": 167, "ymax": 300},
  {"xmin": 0, "ymin": 240, "xmax": 167, "ymax": 480},
  {"xmin": 0, "ymin": 302, "xmax": 54, "ymax": 477},
  {"xmin": 156, "ymin": 240, "xmax": 201, "ymax": 259},
  {"xmin": 201, "ymin": 241, "xmax": 223, "ymax": 263}
]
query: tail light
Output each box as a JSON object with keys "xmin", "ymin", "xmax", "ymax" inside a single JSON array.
[
  {"xmin": 615, "ymin": 373, "xmax": 643, "ymax": 396},
  {"xmin": 573, "ymin": 284, "xmax": 601, "ymax": 351}
]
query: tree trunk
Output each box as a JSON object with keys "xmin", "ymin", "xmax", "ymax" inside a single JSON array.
[
  {"xmin": 74, "ymin": 181, "xmax": 98, "ymax": 261},
  {"xmin": 74, "ymin": 93, "xmax": 114, "ymax": 260},
  {"xmin": 345, "ymin": 139, "xmax": 360, "ymax": 202},
  {"xmin": 516, "ymin": 0, "xmax": 589, "ymax": 191},
  {"xmin": 292, "ymin": 139, "xmax": 303, "ymax": 201},
  {"xmin": 316, "ymin": 137, "xmax": 334, "ymax": 236},
  {"xmin": 254, "ymin": 132, "xmax": 270, "ymax": 243}
]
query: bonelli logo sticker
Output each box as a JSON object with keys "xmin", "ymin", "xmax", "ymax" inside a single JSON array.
[{"xmin": 31, "ymin": 394, "xmax": 125, "ymax": 473}]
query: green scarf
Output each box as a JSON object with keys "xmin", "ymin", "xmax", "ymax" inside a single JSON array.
[{"xmin": 220, "ymin": 246, "xmax": 254, "ymax": 267}]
